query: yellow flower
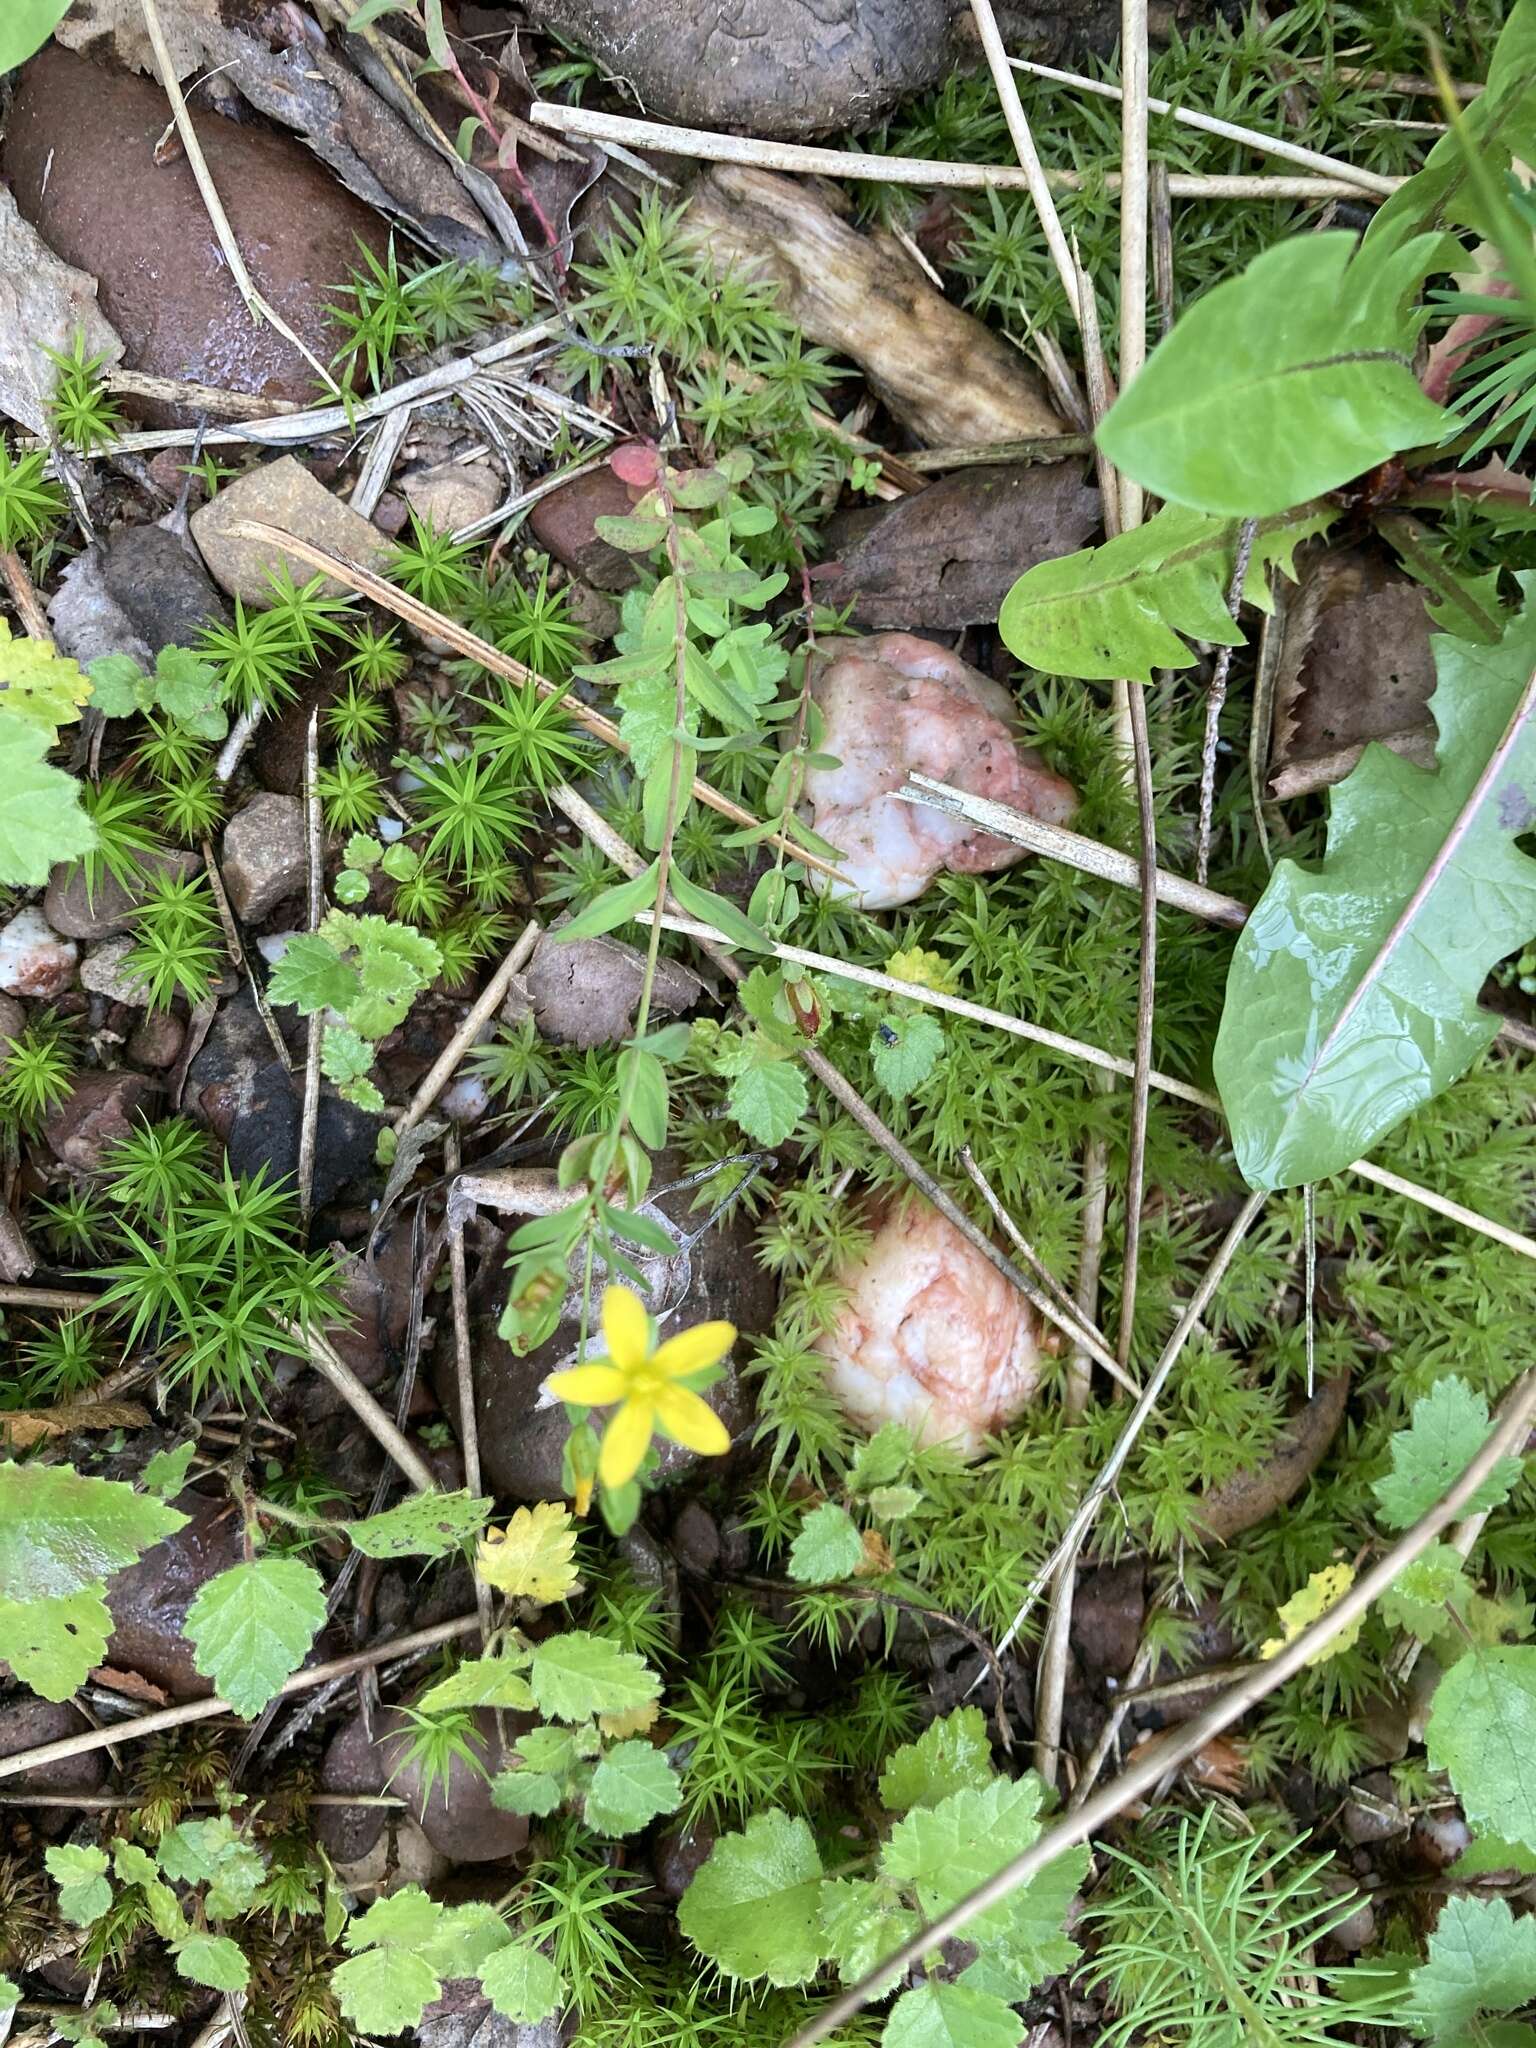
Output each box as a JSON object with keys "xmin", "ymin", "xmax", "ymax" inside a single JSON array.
[{"xmin": 545, "ymin": 1284, "xmax": 736, "ymax": 1491}]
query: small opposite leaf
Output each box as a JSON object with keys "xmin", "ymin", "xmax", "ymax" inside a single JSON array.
[
  {"xmin": 1215, "ymin": 588, "xmax": 1536, "ymax": 1189},
  {"xmin": 184, "ymin": 1558, "xmax": 327, "ymax": 1718}
]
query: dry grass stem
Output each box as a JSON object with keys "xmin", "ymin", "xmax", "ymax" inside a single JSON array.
[
  {"xmin": 302, "ymin": 1325, "xmax": 439, "ymax": 1492},
  {"xmin": 1008, "ymin": 55, "xmax": 1399, "ymax": 193},
  {"xmin": 395, "ymin": 919, "xmax": 541, "ymax": 1135},
  {"xmin": 298, "ymin": 709, "xmax": 324, "ymax": 1230}
]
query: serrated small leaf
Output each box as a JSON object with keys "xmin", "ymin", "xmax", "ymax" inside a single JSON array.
[
  {"xmin": 1374, "ymin": 1378, "xmax": 1522, "ymax": 1531},
  {"xmin": 478, "ymin": 1942, "xmax": 564, "ymax": 2025},
  {"xmin": 0, "ymin": 709, "xmax": 96, "ymax": 886},
  {"xmin": 46, "ymin": 1844, "xmax": 112, "ymax": 1927},
  {"xmin": 0, "ymin": 623, "xmax": 92, "ymax": 735},
  {"xmin": 884, "ymin": 1981, "xmax": 1021, "ymax": 2048},
  {"xmin": 173, "ymin": 1933, "xmax": 250, "ymax": 1994},
  {"xmin": 1427, "ymin": 1646, "xmax": 1536, "ymax": 1852},
  {"xmin": 332, "ymin": 1948, "xmax": 440, "ymax": 2034},
  {"xmin": 817, "ymin": 1878, "xmax": 916, "ymax": 1988},
  {"xmin": 879, "ymin": 1708, "xmax": 995, "ymax": 1813},
  {"xmin": 871, "ymin": 1012, "xmax": 944, "ymax": 1098},
  {"xmin": 787, "ymin": 1503, "xmax": 864, "ymax": 1585},
  {"xmin": 0, "ymin": 1461, "xmax": 186, "ymax": 1599},
  {"xmin": 528, "ymin": 1631, "xmax": 660, "ymax": 1723},
  {"xmin": 584, "ymin": 1741, "xmax": 681, "ymax": 1836},
  {"xmin": 418, "ymin": 1657, "xmax": 536, "ymax": 1714},
  {"xmin": 184, "ymin": 1558, "xmax": 327, "ymax": 1718},
  {"xmin": 1407, "ymin": 1894, "xmax": 1536, "ymax": 2039},
  {"xmin": 141, "ymin": 1442, "xmax": 197, "ymax": 1498},
  {"xmin": 1380, "ymin": 1543, "xmax": 1473, "ymax": 1639},
  {"xmin": 678, "ymin": 1810, "xmax": 826, "ymax": 1986},
  {"xmin": 0, "ymin": 1584, "xmax": 112, "ymax": 1700},
  {"xmin": 477, "ymin": 1502, "xmax": 580, "ymax": 1604},
  {"xmin": 158, "ymin": 1817, "xmax": 265, "ymax": 1916},
  {"xmin": 320, "ymin": 1023, "xmax": 376, "ymax": 1088},
  {"xmin": 268, "ymin": 934, "xmax": 360, "ymax": 1017},
  {"xmin": 727, "ymin": 1057, "xmax": 806, "ymax": 1146},
  {"xmin": 348, "ymin": 1489, "xmax": 492, "ymax": 1560}
]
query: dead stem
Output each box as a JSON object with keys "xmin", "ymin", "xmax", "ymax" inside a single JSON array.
[
  {"xmin": 1, "ymin": 547, "xmax": 52, "ymax": 640},
  {"xmin": 301, "ymin": 1325, "xmax": 439, "ymax": 1493},
  {"xmin": 446, "ymin": 1129, "xmax": 494, "ymax": 1646},
  {"xmin": 298, "ymin": 710, "xmax": 324, "ymax": 1231},
  {"xmin": 0, "ymin": 1614, "xmax": 481, "ymax": 1782},
  {"xmin": 528, "ymin": 103, "xmax": 1390, "ymax": 202},
  {"xmin": 395, "ymin": 919, "xmax": 541, "ymax": 1136},
  {"xmin": 960, "ymin": 1145, "xmax": 1109, "ymax": 1358},
  {"xmin": 1195, "ymin": 517, "xmax": 1259, "ymax": 886}
]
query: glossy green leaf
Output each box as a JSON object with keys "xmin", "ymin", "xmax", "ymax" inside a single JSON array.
[
  {"xmin": 527, "ymin": 1630, "xmax": 661, "ymax": 1723},
  {"xmin": 884, "ymin": 1981, "xmax": 1021, "ymax": 2048},
  {"xmin": 0, "ymin": 1585, "xmax": 112, "ymax": 1700},
  {"xmin": 0, "ymin": 1, "xmax": 74, "ymax": 75},
  {"xmin": 1215, "ymin": 588, "xmax": 1536, "ymax": 1189},
  {"xmin": 0, "ymin": 1461, "xmax": 186, "ymax": 1599},
  {"xmin": 878, "ymin": 1707, "xmax": 994, "ymax": 1813},
  {"xmin": 1097, "ymin": 227, "xmax": 1456, "ymax": 516},
  {"xmin": 998, "ymin": 502, "xmax": 1332, "ymax": 683},
  {"xmin": 678, "ymin": 1810, "xmax": 826, "ymax": 1986},
  {"xmin": 558, "ymin": 860, "xmax": 659, "ymax": 941}
]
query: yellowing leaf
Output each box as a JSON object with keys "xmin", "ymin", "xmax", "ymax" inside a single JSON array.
[
  {"xmin": 598, "ymin": 1699, "xmax": 660, "ymax": 1740},
  {"xmin": 1261, "ymin": 1564, "xmax": 1360, "ymax": 1666},
  {"xmin": 0, "ymin": 621, "xmax": 92, "ymax": 737},
  {"xmin": 477, "ymin": 1503, "xmax": 580, "ymax": 1605},
  {"xmin": 885, "ymin": 946, "xmax": 956, "ymax": 995}
]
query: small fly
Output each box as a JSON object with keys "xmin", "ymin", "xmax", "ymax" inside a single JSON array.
[{"xmin": 876, "ymin": 1022, "xmax": 900, "ymax": 1047}]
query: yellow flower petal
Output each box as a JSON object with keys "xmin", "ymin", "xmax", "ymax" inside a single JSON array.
[
  {"xmin": 653, "ymin": 1384, "xmax": 731, "ymax": 1458},
  {"xmin": 598, "ymin": 1399, "xmax": 655, "ymax": 1490},
  {"xmin": 601, "ymin": 1284, "xmax": 651, "ymax": 1372},
  {"xmin": 652, "ymin": 1320, "xmax": 737, "ymax": 1381},
  {"xmin": 546, "ymin": 1362, "xmax": 626, "ymax": 1406}
]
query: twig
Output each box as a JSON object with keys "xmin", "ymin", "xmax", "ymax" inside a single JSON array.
[
  {"xmin": 902, "ymin": 433, "xmax": 1096, "ymax": 471},
  {"xmin": 1, "ymin": 548, "xmax": 52, "ymax": 640},
  {"xmin": 1195, "ymin": 518, "xmax": 1259, "ymax": 886},
  {"xmin": 1034, "ymin": 1543, "xmax": 1078, "ymax": 1789},
  {"xmin": 104, "ymin": 371, "xmax": 301, "ymax": 419},
  {"xmin": 1150, "ymin": 159, "xmax": 1176, "ymax": 338},
  {"xmin": 0, "ymin": 1286, "xmax": 100, "ymax": 1310},
  {"xmin": 301, "ymin": 1325, "xmax": 438, "ymax": 1493},
  {"xmin": 446, "ymin": 1130, "xmax": 494, "ymax": 1646},
  {"xmin": 782, "ymin": 1359, "xmax": 1536, "ymax": 2048},
  {"xmin": 226, "ymin": 524, "xmax": 841, "ymax": 881},
  {"xmin": 1068, "ymin": 1082, "xmax": 1112, "ymax": 1422},
  {"xmin": 965, "ymin": 0, "xmax": 1080, "ymax": 318},
  {"xmin": 527, "ymin": 103, "xmax": 1389, "ymax": 204},
  {"xmin": 298, "ymin": 711, "xmax": 324, "ymax": 1231},
  {"xmin": 200, "ymin": 837, "xmax": 291, "ymax": 1071},
  {"xmin": 960, "ymin": 1146, "xmax": 1110, "ymax": 1358},
  {"xmin": 0, "ymin": 1614, "xmax": 481, "ymax": 1783},
  {"xmin": 1007, "ymin": 56, "xmax": 1399, "ymax": 195},
  {"xmin": 998, "ymin": 1191, "xmax": 1269, "ymax": 1656},
  {"xmin": 136, "ymin": 0, "xmax": 338, "ymax": 393},
  {"xmin": 395, "ymin": 920, "xmax": 540, "ymax": 1134},
  {"xmin": 1071, "ymin": 1633, "xmax": 1157, "ymax": 1807},
  {"xmin": 215, "ymin": 707, "xmax": 261, "ymax": 786}
]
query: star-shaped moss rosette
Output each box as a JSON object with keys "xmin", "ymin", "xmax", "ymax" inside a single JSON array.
[{"xmin": 546, "ymin": 1284, "xmax": 735, "ymax": 1490}]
